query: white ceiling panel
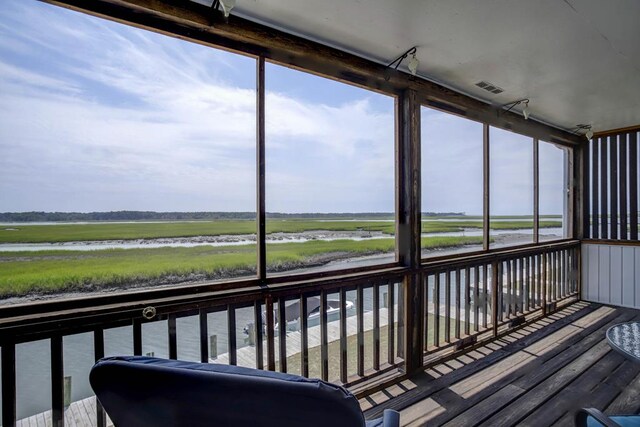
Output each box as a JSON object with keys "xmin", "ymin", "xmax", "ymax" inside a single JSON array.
[{"xmin": 233, "ymin": 0, "xmax": 640, "ymax": 133}]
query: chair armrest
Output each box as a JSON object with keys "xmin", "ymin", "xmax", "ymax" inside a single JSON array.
[
  {"xmin": 575, "ymin": 408, "xmax": 621, "ymax": 427},
  {"xmin": 382, "ymin": 410, "xmax": 400, "ymax": 427},
  {"xmin": 366, "ymin": 409, "xmax": 400, "ymax": 427}
]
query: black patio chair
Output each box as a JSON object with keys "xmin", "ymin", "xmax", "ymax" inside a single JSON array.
[
  {"xmin": 90, "ymin": 356, "xmax": 400, "ymax": 427},
  {"xmin": 575, "ymin": 407, "xmax": 640, "ymax": 426}
]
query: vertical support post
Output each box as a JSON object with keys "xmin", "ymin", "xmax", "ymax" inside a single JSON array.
[
  {"xmin": 265, "ymin": 296, "xmax": 275, "ymax": 371},
  {"xmin": 356, "ymin": 285, "xmax": 365, "ymax": 377},
  {"xmin": 576, "ymin": 245, "xmax": 582, "ymax": 298},
  {"xmin": 320, "ymin": 291, "xmax": 329, "ymax": 381},
  {"xmin": 373, "ymin": 283, "xmax": 381, "ymax": 371},
  {"xmin": 2, "ymin": 343, "xmax": 16, "ymax": 427},
  {"xmin": 256, "ymin": 56, "xmax": 266, "ymax": 282},
  {"xmin": 565, "ymin": 144, "xmax": 574, "ymax": 240},
  {"xmin": 254, "ymin": 301, "xmax": 263, "ymax": 369},
  {"xmin": 277, "ymin": 299, "xmax": 287, "ymax": 373},
  {"xmin": 433, "ymin": 274, "xmax": 440, "ymax": 348},
  {"xmin": 483, "ymin": 124, "xmax": 491, "ymax": 250},
  {"xmin": 199, "ymin": 309, "xmax": 209, "ymax": 363},
  {"xmin": 455, "ymin": 269, "xmax": 461, "ymax": 340},
  {"xmin": 534, "ymin": 139, "xmax": 540, "ymax": 243},
  {"xmin": 133, "ymin": 318, "xmax": 142, "ymax": 356},
  {"xmin": 387, "ymin": 283, "xmax": 395, "ymax": 366},
  {"xmin": 227, "ymin": 306, "xmax": 237, "ymax": 366},
  {"xmin": 397, "ymin": 89, "xmax": 423, "ymax": 373},
  {"xmin": 445, "ymin": 271, "xmax": 452, "ymax": 342},
  {"xmin": 482, "ymin": 265, "xmax": 488, "ymax": 329},
  {"xmin": 94, "ymin": 329, "xmax": 106, "ymax": 427},
  {"xmin": 300, "ymin": 296, "xmax": 309, "ymax": 377},
  {"xmin": 474, "ymin": 265, "xmax": 480, "ymax": 331},
  {"xmin": 339, "ymin": 287, "xmax": 347, "ymax": 383},
  {"xmin": 491, "ymin": 261, "xmax": 499, "ymax": 337},
  {"xmin": 168, "ymin": 315, "xmax": 177, "ymax": 360},
  {"xmin": 51, "ymin": 336, "xmax": 64, "ymax": 427},
  {"xmin": 464, "ymin": 267, "xmax": 471, "ymax": 335}
]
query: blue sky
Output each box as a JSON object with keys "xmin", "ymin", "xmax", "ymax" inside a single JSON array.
[{"xmin": 0, "ymin": 0, "xmax": 565, "ymax": 215}]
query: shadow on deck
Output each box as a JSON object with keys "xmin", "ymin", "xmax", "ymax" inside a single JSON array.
[{"xmin": 361, "ymin": 301, "xmax": 640, "ymax": 427}]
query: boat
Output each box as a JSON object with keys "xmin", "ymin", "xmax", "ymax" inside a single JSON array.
[{"xmin": 243, "ymin": 296, "xmax": 355, "ymax": 335}]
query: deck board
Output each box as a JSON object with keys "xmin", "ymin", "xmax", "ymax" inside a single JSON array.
[{"xmin": 362, "ymin": 301, "xmax": 640, "ymax": 427}]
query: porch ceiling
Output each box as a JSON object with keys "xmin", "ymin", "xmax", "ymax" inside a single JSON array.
[{"xmin": 230, "ymin": 0, "xmax": 640, "ymax": 134}]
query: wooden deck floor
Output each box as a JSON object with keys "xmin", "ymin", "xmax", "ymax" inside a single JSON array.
[{"xmin": 361, "ymin": 301, "xmax": 640, "ymax": 427}]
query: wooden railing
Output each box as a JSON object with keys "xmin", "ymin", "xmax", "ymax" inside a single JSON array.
[
  {"xmin": 421, "ymin": 241, "xmax": 580, "ymax": 357},
  {"xmin": 0, "ymin": 241, "xmax": 580, "ymax": 427}
]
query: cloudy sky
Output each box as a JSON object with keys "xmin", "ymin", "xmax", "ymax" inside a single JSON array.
[{"xmin": 0, "ymin": 0, "xmax": 565, "ymax": 215}]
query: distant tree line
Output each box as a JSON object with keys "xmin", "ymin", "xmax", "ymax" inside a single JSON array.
[{"xmin": 0, "ymin": 211, "xmax": 464, "ymax": 222}]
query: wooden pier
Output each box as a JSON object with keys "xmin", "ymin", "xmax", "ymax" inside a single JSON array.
[
  {"xmin": 15, "ymin": 396, "xmax": 112, "ymax": 427},
  {"xmin": 212, "ymin": 307, "xmax": 392, "ymax": 367}
]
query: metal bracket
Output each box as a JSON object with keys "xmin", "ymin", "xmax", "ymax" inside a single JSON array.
[
  {"xmin": 142, "ymin": 306, "xmax": 157, "ymax": 320},
  {"xmin": 455, "ymin": 335, "xmax": 477, "ymax": 351},
  {"xmin": 546, "ymin": 302, "xmax": 557, "ymax": 313},
  {"xmin": 509, "ymin": 316, "xmax": 526, "ymax": 328}
]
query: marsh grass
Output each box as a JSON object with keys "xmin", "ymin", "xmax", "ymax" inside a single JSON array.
[
  {"xmin": 0, "ymin": 219, "xmax": 560, "ymax": 243},
  {"xmin": 0, "ymin": 236, "xmax": 483, "ymax": 297}
]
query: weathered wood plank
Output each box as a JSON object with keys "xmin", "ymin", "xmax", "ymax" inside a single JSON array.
[
  {"xmin": 443, "ymin": 384, "xmax": 526, "ymax": 427},
  {"xmin": 448, "ymin": 308, "xmax": 617, "ymax": 400},
  {"xmin": 427, "ymin": 309, "xmax": 634, "ymax": 427},
  {"xmin": 363, "ymin": 302, "xmax": 597, "ymax": 419},
  {"xmin": 480, "ymin": 339, "xmax": 612, "ymax": 426},
  {"xmin": 517, "ymin": 351, "xmax": 629, "ymax": 427},
  {"xmin": 606, "ymin": 370, "xmax": 640, "ymax": 414}
]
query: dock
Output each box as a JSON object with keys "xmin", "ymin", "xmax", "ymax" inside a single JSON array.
[
  {"xmin": 15, "ymin": 396, "xmax": 112, "ymax": 427},
  {"xmin": 211, "ymin": 307, "xmax": 392, "ymax": 367}
]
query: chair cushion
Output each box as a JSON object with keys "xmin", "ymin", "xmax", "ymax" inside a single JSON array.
[
  {"xmin": 91, "ymin": 356, "xmax": 367, "ymax": 427},
  {"xmin": 587, "ymin": 415, "xmax": 640, "ymax": 427}
]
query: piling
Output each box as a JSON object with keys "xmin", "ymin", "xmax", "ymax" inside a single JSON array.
[
  {"xmin": 210, "ymin": 335, "xmax": 218, "ymax": 359},
  {"xmin": 63, "ymin": 376, "xmax": 72, "ymax": 407}
]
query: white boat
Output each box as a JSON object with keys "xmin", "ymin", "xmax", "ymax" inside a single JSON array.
[{"xmin": 244, "ymin": 297, "xmax": 355, "ymax": 335}]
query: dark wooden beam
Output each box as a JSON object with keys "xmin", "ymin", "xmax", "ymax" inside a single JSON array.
[
  {"xmin": 398, "ymin": 89, "xmax": 423, "ymax": 373},
  {"xmin": 42, "ymin": 0, "xmax": 582, "ymax": 147},
  {"xmin": 533, "ymin": 139, "xmax": 540, "ymax": 243},
  {"xmin": 256, "ymin": 56, "xmax": 266, "ymax": 282},
  {"xmin": 51, "ymin": 336, "xmax": 64, "ymax": 427},
  {"xmin": 1, "ymin": 344, "xmax": 16, "ymax": 427},
  {"xmin": 567, "ymin": 144, "xmax": 576, "ymax": 239},
  {"xmin": 397, "ymin": 90, "xmax": 421, "ymax": 268},
  {"xmin": 483, "ymin": 124, "xmax": 491, "ymax": 250}
]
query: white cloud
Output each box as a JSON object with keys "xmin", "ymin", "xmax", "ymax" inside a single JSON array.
[{"xmin": 0, "ymin": 0, "xmax": 395, "ymax": 213}]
